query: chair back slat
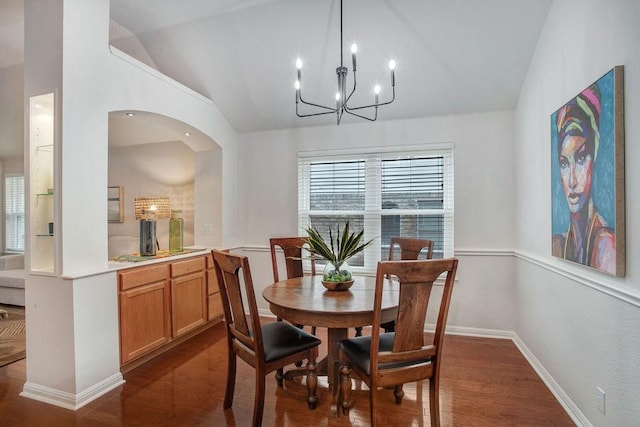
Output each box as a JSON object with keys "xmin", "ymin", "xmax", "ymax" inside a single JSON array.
[
  {"xmin": 394, "ymin": 281, "xmax": 432, "ymax": 352},
  {"xmin": 270, "ymin": 237, "xmax": 315, "ymax": 282},
  {"xmin": 388, "ymin": 237, "xmax": 434, "ymax": 261},
  {"xmin": 212, "ymin": 250, "xmax": 263, "ymax": 357}
]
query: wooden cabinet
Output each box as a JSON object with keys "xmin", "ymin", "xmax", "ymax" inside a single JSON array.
[
  {"xmin": 118, "ymin": 253, "xmax": 221, "ymax": 368},
  {"xmin": 170, "ymin": 257, "xmax": 206, "ymax": 337},
  {"xmin": 206, "ymin": 254, "xmax": 224, "ymax": 321},
  {"xmin": 119, "ymin": 263, "xmax": 171, "ymax": 364}
]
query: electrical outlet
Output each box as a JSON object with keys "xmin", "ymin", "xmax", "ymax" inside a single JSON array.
[
  {"xmin": 203, "ymin": 224, "xmax": 214, "ymax": 235},
  {"xmin": 596, "ymin": 387, "xmax": 606, "ymax": 414}
]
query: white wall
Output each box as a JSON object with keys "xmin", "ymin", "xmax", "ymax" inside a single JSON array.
[
  {"xmin": 238, "ymin": 111, "xmax": 517, "ymax": 332},
  {"xmin": 0, "ymin": 64, "xmax": 24, "ymax": 160},
  {"xmin": 108, "ymin": 141, "xmax": 196, "ymax": 250},
  {"xmin": 514, "ymin": 0, "xmax": 640, "ymax": 424}
]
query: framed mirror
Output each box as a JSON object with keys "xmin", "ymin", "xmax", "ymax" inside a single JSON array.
[{"xmin": 108, "ymin": 186, "xmax": 124, "ymax": 223}]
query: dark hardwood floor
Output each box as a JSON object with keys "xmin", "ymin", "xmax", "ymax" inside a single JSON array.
[{"xmin": 0, "ymin": 320, "xmax": 574, "ymax": 426}]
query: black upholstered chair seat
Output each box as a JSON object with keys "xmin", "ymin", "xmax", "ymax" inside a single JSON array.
[
  {"xmin": 261, "ymin": 321, "xmax": 321, "ymax": 363},
  {"xmin": 339, "ymin": 332, "xmax": 431, "ymax": 376}
]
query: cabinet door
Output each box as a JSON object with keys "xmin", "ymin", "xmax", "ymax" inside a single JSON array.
[
  {"xmin": 171, "ymin": 271, "xmax": 206, "ymax": 337},
  {"xmin": 120, "ymin": 280, "xmax": 171, "ymax": 364}
]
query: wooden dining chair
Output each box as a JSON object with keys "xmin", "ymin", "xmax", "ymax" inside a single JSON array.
[
  {"xmin": 270, "ymin": 237, "xmax": 317, "ymax": 336},
  {"xmin": 338, "ymin": 258, "xmax": 458, "ymax": 426},
  {"xmin": 270, "ymin": 237, "xmax": 316, "ymax": 283},
  {"xmin": 212, "ymin": 249, "xmax": 322, "ymax": 426},
  {"xmin": 355, "ymin": 236, "xmax": 434, "ymax": 336}
]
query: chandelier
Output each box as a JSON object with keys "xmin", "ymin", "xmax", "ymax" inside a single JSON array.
[{"xmin": 294, "ymin": 0, "xmax": 396, "ymax": 125}]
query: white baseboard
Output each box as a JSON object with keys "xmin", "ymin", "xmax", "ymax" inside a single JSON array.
[
  {"xmin": 20, "ymin": 372, "xmax": 125, "ymax": 410},
  {"xmin": 511, "ymin": 334, "xmax": 590, "ymax": 427},
  {"xmin": 436, "ymin": 325, "xmax": 589, "ymax": 426}
]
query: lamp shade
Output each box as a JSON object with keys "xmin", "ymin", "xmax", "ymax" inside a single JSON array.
[{"xmin": 134, "ymin": 197, "xmax": 171, "ymax": 220}]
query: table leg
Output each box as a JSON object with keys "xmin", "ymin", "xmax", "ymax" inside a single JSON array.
[{"xmin": 327, "ymin": 327, "xmax": 348, "ymax": 417}]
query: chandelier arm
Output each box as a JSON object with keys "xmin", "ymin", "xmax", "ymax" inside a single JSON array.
[
  {"xmin": 296, "ymin": 101, "xmax": 337, "ymax": 117},
  {"xmin": 297, "ymin": 110, "xmax": 338, "ymax": 118},
  {"xmin": 345, "ymin": 108, "xmax": 377, "ymax": 121},
  {"xmin": 345, "ymin": 86, "xmax": 396, "ymax": 111},
  {"xmin": 343, "ymin": 69, "xmax": 358, "ymax": 105},
  {"xmin": 298, "ymin": 92, "xmax": 336, "ymax": 111}
]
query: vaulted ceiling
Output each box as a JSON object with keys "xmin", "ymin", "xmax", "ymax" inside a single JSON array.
[{"xmin": 1, "ymin": 0, "xmax": 552, "ymax": 156}]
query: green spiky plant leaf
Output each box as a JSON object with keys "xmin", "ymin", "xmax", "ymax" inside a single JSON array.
[{"xmin": 304, "ymin": 221, "xmax": 374, "ymax": 282}]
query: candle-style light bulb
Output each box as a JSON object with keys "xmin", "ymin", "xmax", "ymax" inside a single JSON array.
[
  {"xmin": 374, "ymin": 84, "xmax": 381, "ymax": 105},
  {"xmin": 389, "ymin": 59, "xmax": 396, "ymax": 86},
  {"xmin": 296, "ymin": 58, "xmax": 302, "ymax": 81},
  {"xmin": 351, "ymin": 43, "xmax": 358, "ymax": 72},
  {"xmin": 295, "ymin": 80, "xmax": 300, "ymax": 91}
]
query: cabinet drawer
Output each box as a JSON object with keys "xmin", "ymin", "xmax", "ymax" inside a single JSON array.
[
  {"xmin": 208, "ymin": 292, "xmax": 224, "ymax": 320},
  {"xmin": 171, "ymin": 256, "xmax": 206, "ymax": 277},
  {"xmin": 120, "ymin": 263, "xmax": 169, "ymax": 291}
]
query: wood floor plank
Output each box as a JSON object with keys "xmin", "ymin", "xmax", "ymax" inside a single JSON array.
[{"xmin": 0, "ymin": 321, "xmax": 574, "ymax": 426}]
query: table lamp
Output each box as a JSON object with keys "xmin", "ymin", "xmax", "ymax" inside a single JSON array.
[{"xmin": 134, "ymin": 197, "xmax": 170, "ymax": 256}]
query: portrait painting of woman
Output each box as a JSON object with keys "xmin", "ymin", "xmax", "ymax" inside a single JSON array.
[{"xmin": 551, "ymin": 66, "xmax": 625, "ymax": 277}]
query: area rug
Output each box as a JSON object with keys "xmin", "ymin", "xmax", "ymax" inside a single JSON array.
[{"xmin": 0, "ymin": 308, "xmax": 25, "ymax": 367}]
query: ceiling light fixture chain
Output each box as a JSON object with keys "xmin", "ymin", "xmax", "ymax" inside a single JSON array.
[{"xmin": 294, "ymin": 0, "xmax": 396, "ymax": 125}]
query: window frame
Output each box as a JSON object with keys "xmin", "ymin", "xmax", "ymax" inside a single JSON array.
[
  {"xmin": 4, "ymin": 174, "xmax": 25, "ymax": 253},
  {"xmin": 298, "ymin": 145, "xmax": 454, "ymax": 274}
]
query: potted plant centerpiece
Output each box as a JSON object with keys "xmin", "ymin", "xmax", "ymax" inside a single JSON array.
[{"xmin": 305, "ymin": 221, "xmax": 374, "ymax": 291}]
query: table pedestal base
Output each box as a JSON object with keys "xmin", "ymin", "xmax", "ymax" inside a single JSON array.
[{"xmin": 282, "ymin": 327, "xmax": 349, "ymax": 416}]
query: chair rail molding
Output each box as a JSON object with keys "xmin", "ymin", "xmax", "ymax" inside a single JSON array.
[
  {"xmin": 242, "ymin": 245, "xmax": 640, "ymax": 307},
  {"xmin": 515, "ymin": 250, "xmax": 640, "ymax": 309}
]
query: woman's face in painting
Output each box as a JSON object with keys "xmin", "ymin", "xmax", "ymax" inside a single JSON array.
[{"xmin": 559, "ymin": 135, "xmax": 593, "ymax": 214}]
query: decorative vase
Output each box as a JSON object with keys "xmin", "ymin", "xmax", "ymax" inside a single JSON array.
[
  {"xmin": 169, "ymin": 209, "xmax": 184, "ymax": 253},
  {"xmin": 321, "ymin": 261, "xmax": 354, "ymax": 291}
]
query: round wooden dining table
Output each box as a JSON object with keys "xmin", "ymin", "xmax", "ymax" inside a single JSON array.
[{"xmin": 262, "ymin": 274, "xmax": 399, "ymax": 415}]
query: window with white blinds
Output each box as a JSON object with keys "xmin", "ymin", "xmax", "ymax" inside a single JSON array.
[
  {"xmin": 5, "ymin": 175, "xmax": 25, "ymax": 252},
  {"xmin": 298, "ymin": 149, "xmax": 453, "ymax": 274}
]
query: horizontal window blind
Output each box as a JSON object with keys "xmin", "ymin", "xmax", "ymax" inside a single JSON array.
[
  {"xmin": 299, "ymin": 149, "xmax": 453, "ymax": 274},
  {"xmin": 5, "ymin": 175, "xmax": 25, "ymax": 252}
]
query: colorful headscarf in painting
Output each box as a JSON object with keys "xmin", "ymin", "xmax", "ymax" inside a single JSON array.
[{"xmin": 556, "ymin": 83, "xmax": 601, "ymax": 160}]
